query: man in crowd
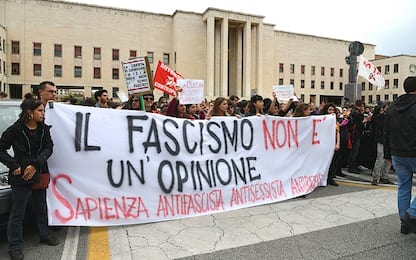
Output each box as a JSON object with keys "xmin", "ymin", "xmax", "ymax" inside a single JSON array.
[
  {"xmin": 38, "ymin": 81, "xmax": 57, "ymax": 106},
  {"xmin": 94, "ymin": 89, "xmax": 110, "ymax": 108},
  {"xmin": 384, "ymin": 76, "xmax": 416, "ymax": 234}
]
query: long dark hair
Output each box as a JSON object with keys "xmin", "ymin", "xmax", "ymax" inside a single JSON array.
[{"xmin": 19, "ymin": 93, "xmax": 43, "ymax": 123}]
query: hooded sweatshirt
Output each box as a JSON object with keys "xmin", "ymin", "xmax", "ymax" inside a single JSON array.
[{"xmin": 383, "ymin": 93, "xmax": 416, "ymax": 159}]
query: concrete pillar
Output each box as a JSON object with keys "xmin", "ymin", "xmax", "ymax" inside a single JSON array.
[
  {"xmin": 237, "ymin": 28, "xmax": 243, "ymax": 97},
  {"xmin": 220, "ymin": 17, "xmax": 228, "ymax": 97},
  {"xmin": 256, "ymin": 23, "xmax": 263, "ymax": 95},
  {"xmin": 243, "ymin": 21, "xmax": 251, "ymax": 98},
  {"xmin": 206, "ymin": 16, "xmax": 215, "ymax": 98}
]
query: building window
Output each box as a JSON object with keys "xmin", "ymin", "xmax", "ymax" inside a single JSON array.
[
  {"xmin": 112, "ymin": 87, "xmax": 119, "ymax": 98},
  {"xmin": 321, "ymin": 66, "xmax": 325, "ymax": 76},
  {"xmin": 300, "ymin": 94, "xmax": 305, "ymax": 102},
  {"xmin": 74, "ymin": 66, "xmax": 82, "ymax": 78},
  {"xmin": 163, "ymin": 53, "xmax": 170, "ymax": 65},
  {"xmin": 290, "ymin": 79, "xmax": 294, "ymax": 85},
  {"xmin": 385, "ymin": 65, "xmax": 390, "ymax": 74},
  {"xmin": 361, "ymin": 82, "xmax": 365, "ymax": 90},
  {"xmin": 279, "ymin": 78, "xmax": 284, "ymax": 85},
  {"xmin": 279, "ymin": 63, "xmax": 284, "ymax": 73},
  {"xmin": 54, "ymin": 65, "xmax": 62, "ymax": 77},
  {"xmin": 301, "ymin": 65, "xmax": 305, "ymax": 75},
  {"xmin": 311, "ymin": 80, "xmax": 315, "ymax": 89},
  {"xmin": 301, "ymin": 79, "xmax": 305, "ymax": 88},
  {"xmin": 393, "ymin": 64, "xmax": 399, "ymax": 73},
  {"xmin": 376, "ymin": 95, "xmax": 380, "ymax": 102},
  {"xmin": 339, "ymin": 82, "xmax": 343, "ymax": 91},
  {"xmin": 330, "ymin": 81, "xmax": 334, "ymax": 90},
  {"xmin": 290, "ymin": 64, "xmax": 295, "ymax": 74},
  {"xmin": 320, "ymin": 81, "xmax": 325, "ymax": 89},
  {"xmin": 74, "ymin": 46, "xmax": 82, "ymax": 58},
  {"xmin": 12, "ymin": 41, "xmax": 20, "ymax": 54},
  {"xmin": 339, "ymin": 68, "xmax": 343, "ymax": 77},
  {"xmin": 384, "ymin": 79, "xmax": 389, "ymax": 89},
  {"xmin": 369, "ymin": 83, "xmax": 373, "ymax": 91},
  {"xmin": 33, "ymin": 64, "xmax": 41, "ymax": 76},
  {"xmin": 384, "ymin": 94, "xmax": 389, "ymax": 101},
  {"xmin": 130, "ymin": 50, "xmax": 137, "ymax": 58},
  {"xmin": 368, "ymin": 95, "xmax": 373, "ymax": 104},
  {"xmin": 12, "ymin": 63, "xmax": 20, "ymax": 75},
  {"xmin": 112, "ymin": 49, "xmax": 119, "ymax": 61},
  {"xmin": 330, "ymin": 67, "xmax": 334, "ymax": 77},
  {"xmin": 147, "ymin": 51, "xmax": 154, "ymax": 63},
  {"xmin": 393, "ymin": 79, "xmax": 399, "ymax": 88},
  {"xmin": 311, "ymin": 66, "xmax": 315, "ymax": 76},
  {"xmin": 112, "ymin": 68, "xmax": 119, "ymax": 79},
  {"xmin": 393, "ymin": 94, "xmax": 398, "ymax": 100},
  {"xmin": 94, "ymin": 47, "xmax": 101, "ymax": 60},
  {"xmin": 54, "ymin": 44, "xmax": 62, "ymax": 57},
  {"xmin": 33, "ymin": 42, "xmax": 41, "ymax": 56},
  {"xmin": 94, "ymin": 67, "xmax": 101, "ymax": 78}
]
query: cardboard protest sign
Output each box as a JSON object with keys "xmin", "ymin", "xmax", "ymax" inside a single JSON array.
[
  {"xmin": 153, "ymin": 61, "xmax": 184, "ymax": 97},
  {"xmin": 122, "ymin": 57, "xmax": 153, "ymax": 95},
  {"xmin": 177, "ymin": 79, "xmax": 204, "ymax": 105},
  {"xmin": 45, "ymin": 103, "xmax": 335, "ymax": 226}
]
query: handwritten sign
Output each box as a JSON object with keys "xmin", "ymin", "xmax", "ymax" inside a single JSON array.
[
  {"xmin": 122, "ymin": 57, "xmax": 153, "ymax": 95},
  {"xmin": 273, "ymin": 85, "xmax": 296, "ymax": 102},
  {"xmin": 178, "ymin": 79, "xmax": 204, "ymax": 105},
  {"xmin": 45, "ymin": 103, "xmax": 335, "ymax": 226}
]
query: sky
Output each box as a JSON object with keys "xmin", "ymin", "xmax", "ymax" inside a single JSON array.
[{"xmin": 66, "ymin": 0, "xmax": 416, "ymax": 56}]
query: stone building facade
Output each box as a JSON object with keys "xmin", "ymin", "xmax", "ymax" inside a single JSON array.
[{"xmin": 0, "ymin": 0, "xmax": 415, "ymax": 105}]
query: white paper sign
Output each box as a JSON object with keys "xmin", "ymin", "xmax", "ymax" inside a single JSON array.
[
  {"xmin": 122, "ymin": 57, "xmax": 152, "ymax": 94},
  {"xmin": 177, "ymin": 79, "xmax": 204, "ymax": 105},
  {"xmin": 273, "ymin": 85, "xmax": 295, "ymax": 102}
]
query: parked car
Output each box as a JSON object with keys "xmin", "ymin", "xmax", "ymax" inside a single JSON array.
[{"xmin": 0, "ymin": 100, "xmax": 21, "ymax": 227}]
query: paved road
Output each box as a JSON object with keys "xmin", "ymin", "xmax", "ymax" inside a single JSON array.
[{"xmin": 1, "ymin": 169, "xmax": 416, "ymax": 260}]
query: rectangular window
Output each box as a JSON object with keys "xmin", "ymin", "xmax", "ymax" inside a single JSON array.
[
  {"xmin": 94, "ymin": 67, "xmax": 101, "ymax": 79},
  {"xmin": 301, "ymin": 65, "xmax": 305, "ymax": 74},
  {"xmin": 279, "ymin": 78, "xmax": 284, "ymax": 85},
  {"xmin": 311, "ymin": 80, "xmax": 315, "ymax": 89},
  {"xmin": 311, "ymin": 66, "xmax": 315, "ymax": 76},
  {"xmin": 330, "ymin": 67, "xmax": 334, "ymax": 77},
  {"xmin": 376, "ymin": 95, "xmax": 380, "ymax": 102},
  {"xmin": 393, "ymin": 79, "xmax": 399, "ymax": 88},
  {"xmin": 290, "ymin": 64, "xmax": 295, "ymax": 74},
  {"xmin": 74, "ymin": 46, "xmax": 82, "ymax": 58},
  {"xmin": 361, "ymin": 82, "xmax": 365, "ymax": 91},
  {"xmin": 290, "ymin": 79, "xmax": 294, "ymax": 85},
  {"xmin": 163, "ymin": 53, "xmax": 170, "ymax": 65},
  {"xmin": 33, "ymin": 42, "xmax": 41, "ymax": 56},
  {"xmin": 301, "ymin": 79, "xmax": 305, "ymax": 88},
  {"xmin": 330, "ymin": 81, "xmax": 334, "ymax": 90},
  {"xmin": 94, "ymin": 47, "xmax": 101, "ymax": 60},
  {"xmin": 385, "ymin": 79, "xmax": 389, "ymax": 89},
  {"xmin": 368, "ymin": 95, "xmax": 373, "ymax": 104},
  {"xmin": 320, "ymin": 81, "xmax": 325, "ymax": 89},
  {"xmin": 384, "ymin": 94, "xmax": 389, "ymax": 101},
  {"xmin": 112, "ymin": 68, "xmax": 119, "ymax": 79},
  {"xmin": 300, "ymin": 94, "xmax": 305, "ymax": 102},
  {"xmin": 112, "ymin": 87, "xmax": 119, "ymax": 98},
  {"xmin": 147, "ymin": 51, "xmax": 154, "ymax": 63},
  {"xmin": 339, "ymin": 82, "xmax": 343, "ymax": 91},
  {"xmin": 279, "ymin": 63, "xmax": 284, "ymax": 73},
  {"xmin": 385, "ymin": 65, "xmax": 390, "ymax": 74},
  {"xmin": 393, "ymin": 94, "xmax": 398, "ymax": 100},
  {"xmin": 33, "ymin": 64, "xmax": 41, "ymax": 76},
  {"xmin": 112, "ymin": 49, "xmax": 119, "ymax": 61},
  {"xmin": 321, "ymin": 66, "xmax": 325, "ymax": 76},
  {"xmin": 394, "ymin": 64, "xmax": 399, "ymax": 73},
  {"xmin": 12, "ymin": 41, "xmax": 20, "ymax": 54},
  {"xmin": 339, "ymin": 68, "xmax": 343, "ymax": 77},
  {"xmin": 377, "ymin": 66, "xmax": 381, "ymax": 73},
  {"xmin": 369, "ymin": 83, "xmax": 373, "ymax": 91},
  {"xmin": 12, "ymin": 63, "xmax": 20, "ymax": 75},
  {"xmin": 130, "ymin": 50, "xmax": 137, "ymax": 58},
  {"xmin": 54, "ymin": 65, "xmax": 62, "ymax": 77},
  {"xmin": 54, "ymin": 44, "xmax": 62, "ymax": 57},
  {"xmin": 74, "ymin": 66, "xmax": 82, "ymax": 78}
]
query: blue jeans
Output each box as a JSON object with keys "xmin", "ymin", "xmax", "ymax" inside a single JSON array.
[
  {"xmin": 348, "ymin": 138, "xmax": 361, "ymax": 169},
  {"xmin": 8, "ymin": 185, "xmax": 50, "ymax": 251},
  {"xmin": 392, "ymin": 156, "xmax": 416, "ymax": 222}
]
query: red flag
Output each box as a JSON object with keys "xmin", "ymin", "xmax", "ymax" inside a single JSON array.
[{"xmin": 153, "ymin": 61, "xmax": 184, "ymax": 96}]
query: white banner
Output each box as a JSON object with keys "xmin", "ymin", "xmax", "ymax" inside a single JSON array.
[
  {"xmin": 45, "ymin": 103, "xmax": 335, "ymax": 226},
  {"xmin": 358, "ymin": 55, "xmax": 385, "ymax": 90}
]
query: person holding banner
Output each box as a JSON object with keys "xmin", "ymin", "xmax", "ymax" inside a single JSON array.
[
  {"xmin": 0, "ymin": 94, "xmax": 58, "ymax": 260},
  {"xmin": 384, "ymin": 76, "xmax": 416, "ymax": 235},
  {"xmin": 166, "ymin": 97, "xmax": 190, "ymax": 118}
]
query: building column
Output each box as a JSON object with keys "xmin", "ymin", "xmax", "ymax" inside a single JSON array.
[
  {"xmin": 236, "ymin": 28, "xmax": 243, "ymax": 97},
  {"xmin": 243, "ymin": 21, "xmax": 251, "ymax": 98},
  {"xmin": 206, "ymin": 16, "xmax": 215, "ymax": 98},
  {"xmin": 256, "ymin": 23, "xmax": 263, "ymax": 95},
  {"xmin": 220, "ymin": 17, "xmax": 228, "ymax": 97}
]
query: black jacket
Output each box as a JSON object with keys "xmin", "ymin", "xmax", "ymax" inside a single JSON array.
[
  {"xmin": 0, "ymin": 120, "xmax": 53, "ymax": 185},
  {"xmin": 384, "ymin": 94, "xmax": 416, "ymax": 159}
]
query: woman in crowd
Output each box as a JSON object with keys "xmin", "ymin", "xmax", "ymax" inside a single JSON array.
[
  {"xmin": 166, "ymin": 98, "xmax": 189, "ymax": 118},
  {"xmin": 0, "ymin": 94, "xmax": 59, "ymax": 260},
  {"xmin": 321, "ymin": 103, "xmax": 341, "ymax": 186},
  {"xmin": 248, "ymin": 95, "xmax": 264, "ymax": 116},
  {"xmin": 207, "ymin": 97, "xmax": 229, "ymax": 118},
  {"xmin": 292, "ymin": 102, "xmax": 311, "ymax": 117}
]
